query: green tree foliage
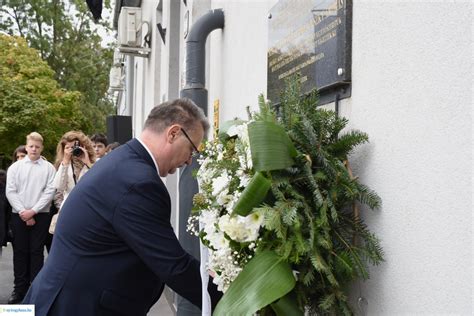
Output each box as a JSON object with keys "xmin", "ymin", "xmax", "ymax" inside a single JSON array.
[
  {"xmin": 0, "ymin": 34, "xmax": 89, "ymax": 162},
  {"xmin": 0, "ymin": 0, "xmax": 114, "ymax": 133}
]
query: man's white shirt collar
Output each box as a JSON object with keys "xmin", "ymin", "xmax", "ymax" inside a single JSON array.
[{"xmin": 136, "ymin": 137, "xmax": 160, "ymax": 176}]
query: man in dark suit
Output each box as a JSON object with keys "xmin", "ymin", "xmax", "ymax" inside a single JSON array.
[{"xmin": 23, "ymin": 99, "xmax": 218, "ymax": 315}]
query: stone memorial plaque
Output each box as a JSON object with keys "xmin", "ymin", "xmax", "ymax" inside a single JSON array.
[{"xmin": 268, "ymin": 0, "xmax": 352, "ymax": 104}]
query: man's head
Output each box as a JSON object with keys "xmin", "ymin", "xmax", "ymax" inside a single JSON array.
[
  {"xmin": 25, "ymin": 132, "xmax": 44, "ymax": 161},
  {"xmin": 141, "ymin": 98, "xmax": 209, "ymax": 177},
  {"xmin": 90, "ymin": 133, "xmax": 108, "ymax": 158}
]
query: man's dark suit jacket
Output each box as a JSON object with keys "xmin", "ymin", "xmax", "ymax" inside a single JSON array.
[{"xmin": 23, "ymin": 139, "xmax": 202, "ymax": 316}]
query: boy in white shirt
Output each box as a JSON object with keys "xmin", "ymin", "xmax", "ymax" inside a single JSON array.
[{"xmin": 6, "ymin": 132, "xmax": 56, "ymax": 304}]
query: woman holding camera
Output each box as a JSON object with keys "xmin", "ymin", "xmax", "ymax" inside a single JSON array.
[{"xmin": 49, "ymin": 131, "xmax": 95, "ymax": 234}]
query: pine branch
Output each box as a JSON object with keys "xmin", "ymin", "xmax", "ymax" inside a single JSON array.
[
  {"xmin": 356, "ymin": 183, "xmax": 382, "ymax": 210},
  {"xmin": 281, "ymin": 203, "xmax": 298, "ymax": 225},
  {"xmin": 328, "ymin": 130, "xmax": 369, "ymax": 159},
  {"xmin": 302, "ymin": 269, "xmax": 315, "ymax": 286},
  {"xmin": 253, "ymin": 94, "xmax": 277, "ymax": 122}
]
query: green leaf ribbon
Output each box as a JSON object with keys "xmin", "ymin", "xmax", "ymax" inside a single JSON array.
[
  {"xmin": 271, "ymin": 291, "xmax": 304, "ymax": 316},
  {"xmin": 213, "ymin": 251, "xmax": 296, "ymax": 316},
  {"xmin": 233, "ymin": 172, "xmax": 271, "ymax": 216},
  {"xmin": 248, "ymin": 121, "xmax": 297, "ymax": 172}
]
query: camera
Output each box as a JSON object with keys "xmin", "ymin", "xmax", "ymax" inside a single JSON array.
[{"xmin": 72, "ymin": 141, "xmax": 82, "ymax": 157}]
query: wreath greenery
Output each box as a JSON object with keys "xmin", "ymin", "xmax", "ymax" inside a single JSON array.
[{"xmin": 190, "ymin": 77, "xmax": 383, "ymax": 315}]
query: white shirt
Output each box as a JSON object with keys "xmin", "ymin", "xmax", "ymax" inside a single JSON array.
[
  {"xmin": 6, "ymin": 156, "xmax": 56, "ymax": 214},
  {"xmin": 137, "ymin": 137, "xmax": 161, "ymax": 176}
]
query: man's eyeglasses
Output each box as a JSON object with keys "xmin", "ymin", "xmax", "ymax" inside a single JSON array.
[{"xmin": 181, "ymin": 128, "xmax": 200, "ymax": 157}]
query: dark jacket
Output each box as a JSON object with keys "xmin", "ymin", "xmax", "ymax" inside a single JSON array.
[
  {"xmin": 24, "ymin": 139, "xmax": 203, "ymax": 316},
  {"xmin": 0, "ymin": 182, "xmax": 5, "ymax": 246}
]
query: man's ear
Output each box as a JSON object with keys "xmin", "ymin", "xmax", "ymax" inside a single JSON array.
[{"xmin": 167, "ymin": 125, "xmax": 181, "ymax": 143}]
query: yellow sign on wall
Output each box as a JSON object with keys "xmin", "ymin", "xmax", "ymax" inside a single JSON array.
[{"xmin": 213, "ymin": 99, "xmax": 219, "ymax": 138}]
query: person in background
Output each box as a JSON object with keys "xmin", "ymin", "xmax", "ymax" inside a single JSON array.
[
  {"xmin": 3, "ymin": 146, "xmax": 28, "ymax": 251},
  {"xmin": 24, "ymin": 98, "xmax": 221, "ymax": 315},
  {"xmin": 5, "ymin": 132, "xmax": 56, "ymax": 304},
  {"xmin": 105, "ymin": 141, "xmax": 120, "ymax": 154},
  {"xmin": 44, "ymin": 199, "xmax": 58, "ymax": 253},
  {"xmin": 48, "ymin": 131, "xmax": 95, "ymax": 234},
  {"xmin": 0, "ymin": 170, "xmax": 6, "ymax": 256},
  {"xmin": 12, "ymin": 145, "xmax": 27, "ymax": 162},
  {"xmin": 90, "ymin": 133, "xmax": 108, "ymax": 160}
]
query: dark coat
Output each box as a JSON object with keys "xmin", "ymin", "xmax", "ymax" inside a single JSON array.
[
  {"xmin": 0, "ymin": 182, "xmax": 5, "ymax": 246},
  {"xmin": 24, "ymin": 139, "xmax": 203, "ymax": 316}
]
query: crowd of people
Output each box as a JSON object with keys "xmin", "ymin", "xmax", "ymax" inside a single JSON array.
[
  {"xmin": 0, "ymin": 99, "xmax": 221, "ymax": 316},
  {"xmin": 0, "ymin": 131, "xmax": 117, "ymax": 304}
]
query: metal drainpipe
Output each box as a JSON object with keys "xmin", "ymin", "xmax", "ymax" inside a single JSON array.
[
  {"xmin": 335, "ymin": 91, "xmax": 340, "ymax": 118},
  {"xmin": 177, "ymin": 9, "xmax": 224, "ymax": 316},
  {"xmin": 125, "ymin": 55, "xmax": 135, "ymax": 116}
]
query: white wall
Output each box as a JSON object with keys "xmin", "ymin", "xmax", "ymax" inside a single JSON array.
[
  {"xmin": 204, "ymin": 0, "xmax": 473, "ymax": 314},
  {"xmin": 126, "ymin": 0, "xmax": 473, "ymax": 314},
  {"xmin": 208, "ymin": 0, "xmax": 278, "ymax": 125},
  {"xmin": 132, "ymin": 0, "xmax": 164, "ymax": 134},
  {"xmin": 345, "ymin": 2, "xmax": 472, "ymax": 314}
]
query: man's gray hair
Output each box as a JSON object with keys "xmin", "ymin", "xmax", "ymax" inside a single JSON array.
[{"xmin": 144, "ymin": 99, "xmax": 210, "ymax": 135}]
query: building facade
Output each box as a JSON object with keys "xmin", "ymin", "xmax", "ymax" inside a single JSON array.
[{"xmin": 111, "ymin": 0, "xmax": 472, "ymax": 314}]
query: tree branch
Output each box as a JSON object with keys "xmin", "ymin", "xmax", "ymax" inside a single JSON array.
[{"xmin": 10, "ymin": 6, "xmax": 25, "ymax": 37}]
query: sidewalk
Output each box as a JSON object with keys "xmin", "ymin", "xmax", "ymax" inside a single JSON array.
[{"xmin": 0, "ymin": 244, "xmax": 174, "ymax": 315}]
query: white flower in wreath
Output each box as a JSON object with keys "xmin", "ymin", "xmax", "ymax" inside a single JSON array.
[
  {"xmin": 241, "ymin": 129, "xmax": 253, "ymax": 170},
  {"xmin": 216, "ymin": 193, "xmax": 232, "ymax": 206},
  {"xmin": 200, "ymin": 209, "xmax": 217, "ymax": 225},
  {"xmin": 200, "ymin": 210, "xmax": 229, "ymax": 250},
  {"xmin": 225, "ymin": 191, "xmax": 241, "ymax": 211},
  {"xmin": 227, "ymin": 123, "xmax": 246, "ymax": 138},
  {"xmin": 217, "ymin": 148, "xmax": 225, "ymax": 161},
  {"xmin": 239, "ymin": 211, "xmax": 264, "ymax": 241},
  {"xmin": 212, "ymin": 274, "xmax": 225, "ymax": 292},
  {"xmin": 246, "ymin": 211, "xmax": 264, "ymax": 231},
  {"xmin": 208, "ymin": 231, "xmax": 229, "ymax": 250},
  {"xmin": 239, "ymin": 174, "xmax": 251, "ymax": 188},
  {"xmin": 196, "ymin": 158, "xmax": 210, "ymax": 188},
  {"xmin": 208, "ymin": 247, "xmax": 242, "ymax": 292},
  {"xmin": 212, "ymin": 172, "xmax": 231, "ymax": 197},
  {"xmin": 200, "ymin": 210, "xmax": 218, "ymax": 234},
  {"xmin": 197, "ymin": 159, "xmax": 219, "ymax": 188},
  {"xmin": 218, "ymin": 213, "xmax": 263, "ymax": 243},
  {"xmin": 228, "ymin": 123, "xmax": 253, "ymax": 171}
]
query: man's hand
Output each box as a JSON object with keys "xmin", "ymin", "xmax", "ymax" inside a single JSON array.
[
  {"xmin": 26, "ymin": 218, "xmax": 36, "ymax": 226},
  {"xmin": 19, "ymin": 209, "xmax": 36, "ymax": 222}
]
